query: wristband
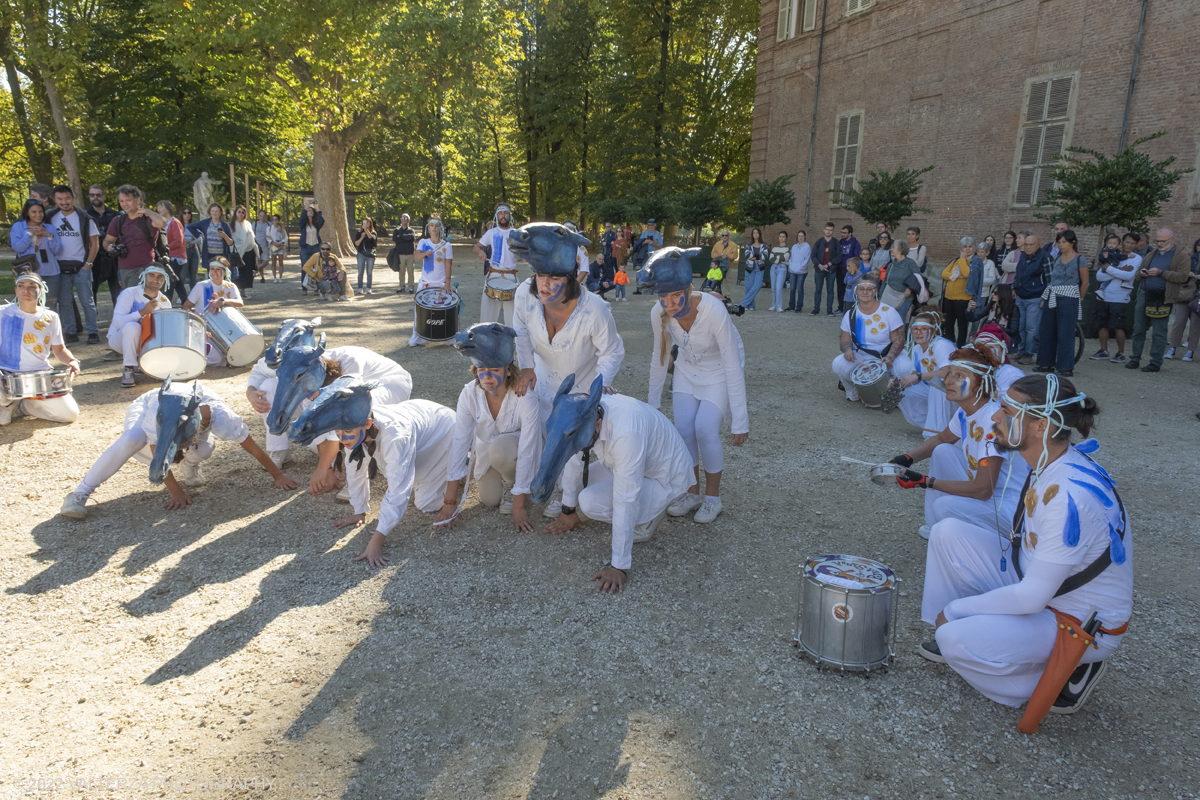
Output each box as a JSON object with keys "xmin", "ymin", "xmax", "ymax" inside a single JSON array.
[
  {"xmin": 604, "ymin": 563, "xmax": 627, "ymax": 575},
  {"xmin": 560, "ymin": 504, "xmax": 578, "ymax": 516}
]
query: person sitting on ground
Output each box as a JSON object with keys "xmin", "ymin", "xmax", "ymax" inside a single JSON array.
[
  {"xmin": 894, "ymin": 311, "xmax": 957, "ymax": 438},
  {"xmin": 918, "ymin": 374, "xmax": 1130, "ymax": 721},
  {"xmin": 109, "ymin": 266, "xmax": 173, "ymax": 388},
  {"xmin": 966, "ymin": 283, "xmax": 1021, "ymax": 351},
  {"xmin": 183, "ymin": 258, "xmax": 244, "ymax": 366},
  {"xmin": 831, "ymin": 279, "xmax": 904, "ymax": 404},
  {"xmin": 0, "ymin": 272, "xmax": 81, "ymax": 426}
]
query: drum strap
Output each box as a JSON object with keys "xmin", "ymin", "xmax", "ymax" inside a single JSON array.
[{"xmin": 1010, "ymin": 456, "xmax": 1127, "ymax": 598}]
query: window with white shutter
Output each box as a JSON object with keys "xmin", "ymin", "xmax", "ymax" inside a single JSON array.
[
  {"xmin": 802, "ymin": 0, "xmax": 818, "ymax": 31},
  {"xmin": 846, "ymin": 0, "xmax": 874, "ymax": 16},
  {"xmin": 777, "ymin": 0, "xmax": 795, "ymax": 41},
  {"xmin": 1012, "ymin": 74, "xmax": 1076, "ymax": 207},
  {"xmin": 830, "ymin": 111, "xmax": 864, "ymax": 205}
]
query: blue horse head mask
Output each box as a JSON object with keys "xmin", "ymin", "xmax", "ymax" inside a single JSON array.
[
  {"xmin": 638, "ymin": 246, "xmax": 700, "ymax": 295},
  {"xmin": 288, "ymin": 376, "xmax": 378, "ymax": 446},
  {"xmin": 148, "ymin": 377, "xmax": 204, "ymax": 484},
  {"xmin": 267, "ymin": 332, "xmax": 328, "ymax": 436},
  {"xmin": 506, "ymin": 222, "xmax": 591, "ymax": 277},
  {"xmin": 530, "ymin": 374, "xmax": 604, "ymax": 504},
  {"xmin": 454, "ymin": 322, "xmax": 517, "ymax": 369},
  {"xmin": 265, "ymin": 316, "xmax": 321, "ymax": 369}
]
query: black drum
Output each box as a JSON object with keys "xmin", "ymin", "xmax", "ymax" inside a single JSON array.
[{"xmin": 414, "ymin": 287, "xmax": 460, "ymax": 341}]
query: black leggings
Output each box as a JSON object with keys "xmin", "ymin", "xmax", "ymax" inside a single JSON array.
[
  {"xmin": 942, "ymin": 298, "xmax": 971, "ymax": 347},
  {"xmin": 233, "ymin": 249, "xmax": 256, "ymax": 290}
]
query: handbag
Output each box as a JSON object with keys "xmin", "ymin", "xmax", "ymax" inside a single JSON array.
[{"xmin": 12, "ymin": 253, "xmax": 38, "ymax": 272}]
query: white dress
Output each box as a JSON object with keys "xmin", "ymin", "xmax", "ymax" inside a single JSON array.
[
  {"xmin": 647, "ymin": 292, "xmax": 748, "ymax": 433},
  {"xmin": 447, "ymin": 381, "xmax": 543, "ymax": 497}
]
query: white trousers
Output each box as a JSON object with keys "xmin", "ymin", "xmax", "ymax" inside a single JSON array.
[
  {"xmin": 205, "ymin": 342, "xmax": 227, "ymax": 367},
  {"xmin": 576, "ymin": 462, "xmax": 674, "ymax": 526},
  {"xmin": 75, "ymin": 428, "xmax": 214, "ymax": 497},
  {"xmin": 923, "ymin": 519, "xmax": 1114, "ymax": 707},
  {"xmin": 672, "ymin": 392, "xmax": 721, "ymax": 474},
  {"xmin": 479, "ymin": 292, "xmax": 515, "ymax": 326},
  {"xmin": 924, "ymin": 443, "xmax": 1020, "ymax": 534},
  {"xmin": 477, "ymin": 433, "xmax": 518, "ymax": 507},
  {"xmin": 831, "ymin": 354, "xmax": 892, "ymax": 401},
  {"xmin": 108, "ymin": 321, "xmax": 143, "ymax": 367},
  {"xmin": 0, "ymin": 389, "xmax": 79, "ymax": 423},
  {"xmin": 412, "ymin": 433, "xmax": 455, "ymax": 513},
  {"xmin": 896, "ymin": 382, "xmax": 953, "ymax": 438}
]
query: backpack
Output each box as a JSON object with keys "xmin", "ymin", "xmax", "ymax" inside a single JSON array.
[{"xmin": 911, "ymin": 272, "xmax": 931, "ymax": 304}]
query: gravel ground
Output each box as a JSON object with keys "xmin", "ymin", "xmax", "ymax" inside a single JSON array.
[{"xmin": 2, "ymin": 248, "xmax": 1199, "ymax": 800}]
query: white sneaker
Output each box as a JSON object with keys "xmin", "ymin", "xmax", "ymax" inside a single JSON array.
[
  {"xmin": 1184, "ymin": 350, "xmax": 1195, "ymax": 363},
  {"xmin": 59, "ymin": 491, "xmax": 89, "ymax": 519},
  {"xmin": 499, "ymin": 480, "xmax": 514, "ymax": 514},
  {"xmin": 1164, "ymin": 347, "xmax": 1176, "ymax": 360},
  {"xmin": 365, "ymin": 289, "xmax": 374, "ymax": 295},
  {"xmin": 693, "ymin": 497, "xmax": 723, "ymax": 524},
  {"xmin": 542, "ymin": 487, "xmax": 563, "ymax": 518},
  {"xmin": 268, "ymin": 449, "xmax": 291, "ymax": 468},
  {"xmin": 667, "ymin": 492, "xmax": 703, "ymax": 517},
  {"xmin": 918, "ymin": 524, "xmax": 931, "ymax": 540},
  {"xmin": 632, "ymin": 509, "xmax": 668, "ymax": 542},
  {"xmin": 0, "ymin": 401, "xmax": 16, "ymax": 426},
  {"xmin": 336, "ymin": 486, "xmax": 350, "ymax": 502},
  {"xmin": 176, "ymin": 461, "xmax": 205, "ymax": 487}
]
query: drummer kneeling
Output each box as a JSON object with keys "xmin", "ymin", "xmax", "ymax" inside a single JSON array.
[
  {"xmin": 109, "ymin": 266, "xmax": 173, "ymax": 388},
  {"xmin": 831, "ymin": 279, "xmax": 904, "ymax": 404},
  {"xmin": 183, "ymin": 258, "xmax": 243, "ymax": 367},
  {"xmin": 0, "ymin": 272, "xmax": 81, "ymax": 426},
  {"xmin": 920, "ymin": 375, "xmax": 1131, "ymax": 720},
  {"xmin": 59, "ymin": 378, "xmax": 297, "ymax": 519}
]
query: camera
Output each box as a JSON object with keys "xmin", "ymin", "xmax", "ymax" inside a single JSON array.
[
  {"xmin": 722, "ymin": 296, "xmax": 746, "ymax": 316},
  {"xmin": 112, "ymin": 243, "xmax": 129, "ymax": 258}
]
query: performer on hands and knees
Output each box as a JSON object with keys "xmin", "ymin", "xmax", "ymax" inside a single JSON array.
[
  {"xmin": 0, "ymin": 272, "xmax": 81, "ymax": 426},
  {"xmin": 893, "ymin": 311, "xmax": 956, "ymax": 437},
  {"xmin": 59, "ymin": 378, "xmax": 296, "ymax": 519},
  {"xmin": 888, "ymin": 343, "xmax": 1031, "ymax": 540},
  {"xmin": 644, "ymin": 247, "xmax": 749, "ymax": 524},
  {"xmin": 530, "ymin": 374, "xmax": 694, "ymax": 594},
  {"xmin": 508, "ymin": 222, "xmax": 625, "ymax": 521},
  {"xmin": 920, "ymin": 374, "xmax": 1130, "ymax": 722},
  {"xmin": 831, "ymin": 279, "xmax": 904, "ymax": 404},
  {"xmin": 975, "ymin": 327, "xmax": 1026, "ymax": 401},
  {"xmin": 438, "ymin": 323, "xmax": 543, "ymax": 531},
  {"xmin": 288, "ymin": 378, "xmax": 456, "ymax": 568}
]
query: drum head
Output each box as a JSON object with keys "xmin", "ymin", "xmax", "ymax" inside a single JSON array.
[
  {"xmin": 486, "ymin": 276, "xmax": 517, "ymax": 291},
  {"xmin": 224, "ymin": 333, "xmax": 266, "ymax": 367},
  {"xmin": 415, "ymin": 287, "xmax": 460, "ymax": 309},
  {"xmin": 851, "ymin": 360, "xmax": 887, "ymax": 386},
  {"xmin": 140, "ymin": 346, "xmax": 208, "ymax": 380},
  {"xmin": 805, "ymin": 555, "xmax": 895, "ymax": 590}
]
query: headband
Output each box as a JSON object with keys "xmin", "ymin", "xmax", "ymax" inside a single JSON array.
[
  {"xmin": 139, "ymin": 266, "xmax": 171, "ymax": 293},
  {"xmin": 15, "ymin": 272, "xmax": 49, "ymax": 307},
  {"xmin": 947, "ymin": 358, "xmax": 996, "ymax": 402},
  {"xmin": 1001, "ymin": 375, "xmax": 1088, "ymax": 480}
]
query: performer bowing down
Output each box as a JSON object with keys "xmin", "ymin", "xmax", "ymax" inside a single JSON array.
[
  {"xmin": 289, "ymin": 378, "xmax": 456, "ymax": 568},
  {"xmin": 643, "ymin": 247, "xmax": 749, "ymax": 525},
  {"xmin": 438, "ymin": 323, "xmax": 543, "ymax": 531},
  {"xmin": 0, "ymin": 272, "xmax": 81, "ymax": 426},
  {"xmin": 59, "ymin": 378, "xmax": 295, "ymax": 519},
  {"xmin": 888, "ymin": 343, "xmax": 1030, "ymax": 540},
  {"xmin": 530, "ymin": 374, "xmax": 694, "ymax": 594},
  {"xmin": 920, "ymin": 374, "xmax": 1132, "ymax": 719},
  {"xmin": 975, "ymin": 327, "xmax": 1026, "ymax": 401},
  {"xmin": 509, "ymin": 222, "xmax": 625, "ymax": 520}
]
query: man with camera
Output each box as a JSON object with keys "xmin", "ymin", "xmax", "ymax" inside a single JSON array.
[
  {"xmin": 85, "ymin": 185, "xmax": 122, "ymax": 308},
  {"xmin": 44, "ymin": 185, "xmax": 101, "ymax": 345},
  {"xmin": 101, "ymin": 184, "xmax": 171, "ymax": 290}
]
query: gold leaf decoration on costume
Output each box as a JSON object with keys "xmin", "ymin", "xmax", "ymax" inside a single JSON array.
[
  {"xmin": 967, "ymin": 455, "xmax": 979, "ymax": 471},
  {"xmin": 43, "ymin": 336, "xmax": 50, "ymax": 344},
  {"xmin": 1026, "ymin": 530, "xmax": 1038, "ymax": 549},
  {"xmin": 1024, "ymin": 488, "xmax": 1038, "ymax": 517},
  {"xmin": 33, "ymin": 344, "xmax": 43, "ymax": 354},
  {"xmin": 22, "ymin": 333, "xmax": 35, "ymax": 344},
  {"xmin": 33, "ymin": 319, "xmax": 46, "ymax": 331},
  {"xmin": 1043, "ymin": 484, "xmax": 1060, "ymax": 504},
  {"xmin": 872, "ymin": 314, "xmax": 881, "ymax": 322}
]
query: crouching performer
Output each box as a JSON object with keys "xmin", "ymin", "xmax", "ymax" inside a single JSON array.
[
  {"xmin": 919, "ymin": 374, "xmax": 1132, "ymax": 725},
  {"xmin": 59, "ymin": 378, "xmax": 296, "ymax": 519},
  {"xmin": 1, "ymin": 272, "xmax": 81, "ymax": 426},
  {"xmin": 439, "ymin": 323, "xmax": 543, "ymax": 531},
  {"xmin": 289, "ymin": 378, "xmax": 456, "ymax": 568},
  {"xmin": 530, "ymin": 374, "xmax": 694, "ymax": 594}
]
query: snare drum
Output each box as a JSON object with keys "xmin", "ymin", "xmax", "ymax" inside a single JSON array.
[
  {"xmin": 795, "ymin": 554, "xmax": 899, "ymax": 671},
  {"xmin": 484, "ymin": 273, "xmax": 518, "ymax": 302},
  {"xmin": 414, "ymin": 287, "xmax": 460, "ymax": 341},
  {"xmin": 203, "ymin": 306, "xmax": 265, "ymax": 367},
  {"xmin": 1, "ymin": 369, "xmax": 73, "ymax": 400},
  {"xmin": 139, "ymin": 308, "xmax": 207, "ymax": 380},
  {"xmin": 851, "ymin": 359, "xmax": 890, "ymax": 408}
]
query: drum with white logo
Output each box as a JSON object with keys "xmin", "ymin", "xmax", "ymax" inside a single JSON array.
[
  {"xmin": 794, "ymin": 554, "xmax": 899, "ymax": 671},
  {"xmin": 414, "ymin": 287, "xmax": 460, "ymax": 341}
]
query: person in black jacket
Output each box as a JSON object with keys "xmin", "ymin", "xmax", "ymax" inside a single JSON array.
[
  {"xmin": 589, "ymin": 255, "xmax": 615, "ymax": 299},
  {"xmin": 966, "ymin": 283, "xmax": 1021, "ymax": 351},
  {"xmin": 810, "ymin": 222, "xmax": 844, "ymax": 316},
  {"xmin": 391, "ymin": 213, "xmax": 416, "ymax": 294},
  {"xmin": 84, "ymin": 185, "xmax": 122, "ymax": 308}
]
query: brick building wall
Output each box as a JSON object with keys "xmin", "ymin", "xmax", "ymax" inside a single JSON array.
[{"xmin": 750, "ymin": 0, "xmax": 1200, "ymax": 265}]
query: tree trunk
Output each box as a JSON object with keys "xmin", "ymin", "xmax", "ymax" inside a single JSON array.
[
  {"xmin": 312, "ymin": 128, "xmax": 361, "ymax": 257},
  {"xmin": 0, "ymin": 23, "xmax": 52, "ymax": 184},
  {"xmin": 580, "ymin": 86, "xmax": 590, "ymax": 230},
  {"xmin": 654, "ymin": 0, "xmax": 671, "ymax": 175},
  {"xmin": 487, "ymin": 119, "xmax": 507, "ymax": 201},
  {"xmin": 37, "ymin": 60, "xmax": 81, "ymax": 202}
]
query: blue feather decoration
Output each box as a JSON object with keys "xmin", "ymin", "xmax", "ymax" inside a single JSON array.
[
  {"xmin": 1063, "ymin": 495, "xmax": 1082, "ymax": 547},
  {"xmin": 1070, "ymin": 460, "xmax": 1115, "ymax": 487},
  {"xmin": 1108, "ymin": 522, "xmax": 1127, "ymax": 565},
  {"xmin": 1075, "ymin": 438, "xmax": 1100, "ymax": 454},
  {"xmin": 1068, "ymin": 478, "xmax": 1115, "ymax": 508}
]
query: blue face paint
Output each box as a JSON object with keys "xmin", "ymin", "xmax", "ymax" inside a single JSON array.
[
  {"xmin": 478, "ymin": 369, "xmax": 505, "ymax": 394},
  {"xmin": 339, "ymin": 427, "xmax": 366, "ymax": 450},
  {"xmin": 672, "ymin": 290, "xmax": 692, "ymax": 318},
  {"xmin": 539, "ymin": 277, "xmax": 565, "ymax": 303}
]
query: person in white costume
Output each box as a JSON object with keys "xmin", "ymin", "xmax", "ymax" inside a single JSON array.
[
  {"xmin": 408, "ymin": 217, "xmax": 453, "ymax": 347},
  {"xmin": 919, "ymin": 373, "xmax": 1131, "ymax": 719},
  {"xmin": 473, "ymin": 204, "xmax": 518, "ymax": 324},
  {"xmin": 58, "ymin": 378, "xmax": 296, "ymax": 519},
  {"xmin": 438, "ymin": 323, "xmax": 542, "ymax": 532},
  {"xmin": 508, "ymin": 221, "xmax": 625, "ymax": 522},
  {"xmin": 183, "ymin": 258, "xmax": 243, "ymax": 367},
  {"xmin": 529, "ymin": 374, "xmax": 694, "ymax": 594},
  {"xmin": 831, "ymin": 279, "xmax": 904, "ymax": 403},
  {"xmin": 643, "ymin": 247, "xmax": 749, "ymax": 525},
  {"xmin": 288, "ymin": 378, "xmax": 456, "ymax": 568},
  {"xmin": 0, "ymin": 272, "xmax": 81, "ymax": 425},
  {"xmin": 888, "ymin": 342, "xmax": 1031, "ymax": 540},
  {"xmin": 563, "ymin": 222, "xmax": 591, "ymax": 281},
  {"xmin": 974, "ymin": 327, "xmax": 1025, "ymax": 401},
  {"xmin": 109, "ymin": 265, "xmax": 172, "ymax": 388},
  {"xmin": 893, "ymin": 311, "xmax": 957, "ymax": 437}
]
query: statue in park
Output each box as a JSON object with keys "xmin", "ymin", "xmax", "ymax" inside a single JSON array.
[{"xmin": 193, "ymin": 172, "xmax": 214, "ymax": 212}]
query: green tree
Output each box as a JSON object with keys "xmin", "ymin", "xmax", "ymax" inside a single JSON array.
[
  {"xmin": 672, "ymin": 185, "xmax": 726, "ymax": 243},
  {"xmin": 1037, "ymin": 132, "xmax": 1193, "ymax": 233},
  {"xmin": 737, "ymin": 174, "xmax": 796, "ymax": 229},
  {"xmin": 831, "ymin": 165, "xmax": 933, "ymax": 232}
]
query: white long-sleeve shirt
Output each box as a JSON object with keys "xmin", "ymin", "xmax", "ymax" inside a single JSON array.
[
  {"xmin": 1095, "ymin": 254, "xmax": 1141, "ymax": 303},
  {"xmin": 348, "ymin": 400, "xmax": 456, "ymax": 536},
  {"xmin": 591, "ymin": 395, "xmax": 694, "ymax": 570},
  {"xmin": 446, "ymin": 381, "xmax": 543, "ymax": 496},
  {"xmin": 112, "ymin": 286, "xmax": 172, "ymax": 330},
  {"xmin": 513, "ymin": 279, "xmax": 625, "ymax": 414},
  {"xmin": 648, "ymin": 292, "xmax": 749, "ymax": 434},
  {"xmin": 326, "ymin": 346, "xmax": 413, "ymax": 400}
]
